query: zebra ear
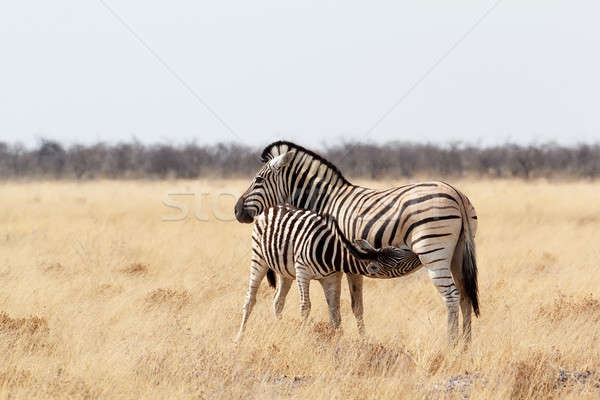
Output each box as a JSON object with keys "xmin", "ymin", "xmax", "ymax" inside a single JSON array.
[
  {"xmin": 353, "ymin": 239, "xmax": 377, "ymax": 254},
  {"xmin": 268, "ymin": 151, "xmax": 294, "ymax": 171}
]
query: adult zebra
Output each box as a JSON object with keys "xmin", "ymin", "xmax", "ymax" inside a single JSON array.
[{"xmin": 234, "ymin": 141, "xmax": 479, "ymax": 343}]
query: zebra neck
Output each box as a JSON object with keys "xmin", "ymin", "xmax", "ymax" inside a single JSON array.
[
  {"xmin": 287, "ymin": 166, "xmax": 354, "ymax": 215},
  {"xmin": 342, "ymin": 257, "xmax": 370, "ymax": 275},
  {"xmin": 322, "ymin": 184, "xmax": 375, "ymax": 240},
  {"xmin": 283, "ymin": 151, "xmax": 376, "ymax": 239},
  {"xmin": 355, "ymin": 259, "xmax": 370, "ymax": 275},
  {"xmin": 325, "ymin": 215, "xmax": 374, "ymax": 275}
]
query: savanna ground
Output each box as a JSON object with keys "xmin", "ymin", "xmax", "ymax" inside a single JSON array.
[{"xmin": 1, "ymin": 179, "xmax": 599, "ymax": 399}]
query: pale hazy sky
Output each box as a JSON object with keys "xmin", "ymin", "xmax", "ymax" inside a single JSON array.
[{"xmin": 1, "ymin": 1, "xmax": 599, "ymax": 149}]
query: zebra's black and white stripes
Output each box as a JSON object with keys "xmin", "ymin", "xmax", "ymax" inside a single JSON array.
[
  {"xmin": 236, "ymin": 204, "xmax": 414, "ymax": 341},
  {"xmin": 235, "ymin": 141, "xmax": 479, "ymax": 344}
]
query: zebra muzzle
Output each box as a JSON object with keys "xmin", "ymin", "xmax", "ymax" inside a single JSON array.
[{"xmin": 234, "ymin": 196, "xmax": 254, "ymax": 223}]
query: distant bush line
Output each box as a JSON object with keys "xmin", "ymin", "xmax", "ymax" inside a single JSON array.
[{"xmin": 1, "ymin": 140, "xmax": 599, "ymax": 180}]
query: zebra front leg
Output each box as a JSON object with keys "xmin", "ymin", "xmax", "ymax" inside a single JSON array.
[
  {"xmin": 295, "ymin": 267, "xmax": 312, "ymax": 322},
  {"xmin": 236, "ymin": 260, "xmax": 268, "ymax": 342},
  {"xmin": 346, "ymin": 274, "xmax": 365, "ymax": 335},
  {"xmin": 319, "ymin": 272, "xmax": 342, "ymax": 329},
  {"xmin": 273, "ymin": 275, "xmax": 293, "ymax": 319}
]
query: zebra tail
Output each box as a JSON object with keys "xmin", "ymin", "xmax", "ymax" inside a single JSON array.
[
  {"xmin": 462, "ymin": 234, "xmax": 480, "ymax": 317},
  {"xmin": 266, "ymin": 269, "xmax": 276, "ymax": 289},
  {"xmin": 445, "ymin": 181, "xmax": 480, "ymax": 318}
]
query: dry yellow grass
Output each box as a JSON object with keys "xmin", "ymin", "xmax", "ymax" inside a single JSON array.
[{"xmin": 1, "ymin": 179, "xmax": 599, "ymax": 399}]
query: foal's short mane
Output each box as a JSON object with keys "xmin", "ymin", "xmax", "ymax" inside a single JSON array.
[{"xmin": 260, "ymin": 141, "xmax": 351, "ymax": 186}]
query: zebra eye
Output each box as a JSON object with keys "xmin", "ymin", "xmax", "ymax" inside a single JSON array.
[{"xmin": 255, "ymin": 176, "xmax": 265, "ymax": 184}]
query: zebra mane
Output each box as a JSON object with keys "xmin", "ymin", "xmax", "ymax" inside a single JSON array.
[{"xmin": 260, "ymin": 141, "xmax": 351, "ymax": 186}]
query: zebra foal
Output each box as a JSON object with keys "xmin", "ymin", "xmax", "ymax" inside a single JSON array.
[{"xmin": 236, "ymin": 204, "xmax": 413, "ymax": 341}]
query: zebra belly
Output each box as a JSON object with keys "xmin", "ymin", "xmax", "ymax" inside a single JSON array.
[
  {"xmin": 267, "ymin": 260, "xmax": 296, "ymax": 280},
  {"xmin": 394, "ymin": 252, "xmax": 423, "ymax": 276},
  {"xmin": 267, "ymin": 261, "xmax": 336, "ymax": 281},
  {"xmin": 298, "ymin": 258, "xmax": 339, "ymax": 280},
  {"xmin": 393, "ymin": 261, "xmax": 423, "ymax": 277}
]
